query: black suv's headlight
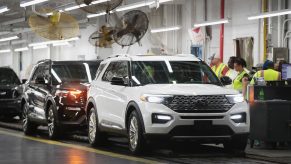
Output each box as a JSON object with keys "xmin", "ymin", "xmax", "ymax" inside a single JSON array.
[{"xmin": 140, "ymin": 94, "xmax": 173, "ymax": 104}]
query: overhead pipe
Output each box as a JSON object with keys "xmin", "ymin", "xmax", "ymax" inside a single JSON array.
[
  {"xmin": 219, "ymin": 0, "xmax": 224, "ymax": 62},
  {"xmin": 262, "ymin": 0, "xmax": 268, "ymax": 61}
]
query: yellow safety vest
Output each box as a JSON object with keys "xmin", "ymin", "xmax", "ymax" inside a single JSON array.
[
  {"xmin": 233, "ymin": 70, "xmax": 248, "ymax": 92},
  {"xmin": 211, "ymin": 63, "xmax": 227, "ymax": 79},
  {"xmin": 250, "ymin": 69, "xmax": 281, "ymax": 84}
]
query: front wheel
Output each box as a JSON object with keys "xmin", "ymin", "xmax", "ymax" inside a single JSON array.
[
  {"xmin": 47, "ymin": 105, "xmax": 61, "ymax": 139},
  {"xmin": 223, "ymin": 135, "xmax": 248, "ymax": 153},
  {"xmin": 128, "ymin": 111, "xmax": 147, "ymax": 155},
  {"xmin": 22, "ymin": 103, "xmax": 37, "ymax": 135},
  {"xmin": 88, "ymin": 108, "xmax": 107, "ymax": 147}
]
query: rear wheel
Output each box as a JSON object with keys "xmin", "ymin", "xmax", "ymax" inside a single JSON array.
[
  {"xmin": 88, "ymin": 107, "xmax": 107, "ymax": 147},
  {"xmin": 47, "ymin": 105, "xmax": 61, "ymax": 139},
  {"xmin": 22, "ymin": 102, "xmax": 37, "ymax": 135},
  {"xmin": 128, "ymin": 110, "xmax": 147, "ymax": 155}
]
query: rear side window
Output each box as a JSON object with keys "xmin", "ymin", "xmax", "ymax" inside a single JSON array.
[{"xmin": 102, "ymin": 61, "xmax": 128, "ymax": 82}]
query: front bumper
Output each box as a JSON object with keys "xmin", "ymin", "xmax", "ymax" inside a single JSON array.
[
  {"xmin": 0, "ymin": 99, "xmax": 21, "ymax": 115},
  {"xmin": 140, "ymin": 101, "xmax": 249, "ymax": 141}
]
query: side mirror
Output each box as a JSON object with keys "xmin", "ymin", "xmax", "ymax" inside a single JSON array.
[
  {"xmin": 220, "ymin": 76, "xmax": 232, "ymax": 86},
  {"xmin": 22, "ymin": 79, "xmax": 27, "ymax": 84},
  {"xmin": 111, "ymin": 77, "xmax": 127, "ymax": 86},
  {"xmin": 35, "ymin": 76, "xmax": 46, "ymax": 85}
]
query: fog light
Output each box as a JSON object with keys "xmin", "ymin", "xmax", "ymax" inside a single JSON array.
[
  {"xmin": 152, "ymin": 114, "xmax": 172, "ymax": 124},
  {"xmin": 230, "ymin": 113, "xmax": 246, "ymax": 123}
]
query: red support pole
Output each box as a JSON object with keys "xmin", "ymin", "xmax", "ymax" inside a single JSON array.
[{"xmin": 219, "ymin": 0, "xmax": 225, "ymax": 62}]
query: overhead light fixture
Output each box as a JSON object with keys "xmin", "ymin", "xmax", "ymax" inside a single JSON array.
[
  {"xmin": 248, "ymin": 9, "xmax": 291, "ymax": 20},
  {"xmin": 20, "ymin": 0, "xmax": 49, "ymax": 7},
  {"xmin": 87, "ymin": 12, "xmax": 107, "ymax": 18},
  {"xmin": 0, "ymin": 49, "xmax": 11, "ymax": 53},
  {"xmin": 14, "ymin": 47, "xmax": 29, "ymax": 52},
  {"xmin": 33, "ymin": 45, "xmax": 48, "ymax": 50},
  {"xmin": 151, "ymin": 26, "xmax": 181, "ymax": 33},
  {"xmin": 116, "ymin": 1, "xmax": 155, "ymax": 12},
  {"xmin": 29, "ymin": 37, "xmax": 80, "ymax": 47},
  {"xmin": 53, "ymin": 42, "xmax": 70, "ymax": 47},
  {"xmin": 65, "ymin": 0, "xmax": 110, "ymax": 12},
  {"xmin": 194, "ymin": 18, "xmax": 229, "ymax": 27},
  {"xmin": 0, "ymin": 6, "xmax": 9, "ymax": 14},
  {"xmin": 0, "ymin": 36, "xmax": 19, "ymax": 42}
]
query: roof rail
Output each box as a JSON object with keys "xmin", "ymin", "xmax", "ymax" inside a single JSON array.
[
  {"xmin": 37, "ymin": 59, "xmax": 51, "ymax": 64},
  {"xmin": 106, "ymin": 54, "xmax": 129, "ymax": 59}
]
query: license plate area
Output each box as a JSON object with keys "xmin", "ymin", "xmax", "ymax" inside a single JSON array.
[{"xmin": 194, "ymin": 120, "xmax": 213, "ymax": 128}]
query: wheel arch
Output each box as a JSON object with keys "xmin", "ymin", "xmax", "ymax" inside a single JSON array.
[{"xmin": 125, "ymin": 101, "xmax": 145, "ymax": 134}]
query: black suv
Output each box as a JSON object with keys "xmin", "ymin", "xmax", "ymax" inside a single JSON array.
[
  {"xmin": 0, "ymin": 67, "xmax": 22, "ymax": 118},
  {"xmin": 21, "ymin": 60, "xmax": 101, "ymax": 139}
]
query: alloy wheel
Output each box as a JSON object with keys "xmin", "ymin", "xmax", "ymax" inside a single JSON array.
[
  {"xmin": 129, "ymin": 116, "xmax": 139, "ymax": 150},
  {"xmin": 88, "ymin": 111, "xmax": 97, "ymax": 143},
  {"xmin": 47, "ymin": 108, "xmax": 55, "ymax": 137}
]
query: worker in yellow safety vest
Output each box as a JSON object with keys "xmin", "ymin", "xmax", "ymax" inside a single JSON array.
[
  {"xmin": 233, "ymin": 58, "xmax": 249, "ymax": 97},
  {"xmin": 209, "ymin": 53, "xmax": 229, "ymax": 79},
  {"xmin": 250, "ymin": 60, "xmax": 281, "ymax": 85}
]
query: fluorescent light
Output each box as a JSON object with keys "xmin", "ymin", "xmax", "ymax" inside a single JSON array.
[
  {"xmin": 0, "ymin": 36, "xmax": 19, "ymax": 42},
  {"xmin": 248, "ymin": 9, "xmax": 291, "ymax": 20},
  {"xmin": 159, "ymin": 0, "xmax": 173, "ymax": 3},
  {"xmin": 151, "ymin": 26, "xmax": 181, "ymax": 33},
  {"xmin": 20, "ymin": 0, "xmax": 49, "ymax": 7},
  {"xmin": 0, "ymin": 49, "xmax": 11, "ymax": 53},
  {"xmin": 116, "ymin": 1, "xmax": 155, "ymax": 12},
  {"xmin": 0, "ymin": 6, "xmax": 9, "ymax": 14},
  {"xmin": 87, "ymin": 12, "xmax": 107, "ymax": 18},
  {"xmin": 29, "ymin": 37, "xmax": 80, "ymax": 47},
  {"xmin": 33, "ymin": 45, "xmax": 47, "ymax": 50},
  {"xmin": 91, "ymin": 0, "xmax": 110, "ymax": 4},
  {"xmin": 14, "ymin": 47, "xmax": 29, "ymax": 52},
  {"xmin": 53, "ymin": 42, "xmax": 70, "ymax": 47},
  {"xmin": 194, "ymin": 19, "xmax": 229, "ymax": 27},
  {"xmin": 65, "ymin": 5, "xmax": 82, "ymax": 11}
]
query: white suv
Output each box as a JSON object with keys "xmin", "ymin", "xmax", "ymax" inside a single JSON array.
[{"xmin": 86, "ymin": 54, "xmax": 249, "ymax": 154}]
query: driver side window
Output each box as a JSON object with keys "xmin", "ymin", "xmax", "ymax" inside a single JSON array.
[{"xmin": 102, "ymin": 61, "xmax": 128, "ymax": 82}]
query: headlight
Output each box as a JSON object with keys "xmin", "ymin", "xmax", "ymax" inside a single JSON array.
[
  {"xmin": 226, "ymin": 94, "xmax": 244, "ymax": 103},
  {"xmin": 140, "ymin": 94, "xmax": 173, "ymax": 104}
]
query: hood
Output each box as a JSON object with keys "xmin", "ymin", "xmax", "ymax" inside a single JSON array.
[
  {"xmin": 141, "ymin": 84, "xmax": 239, "ymax": 96},
  {"xmin": 56, "ymin": 82, "xmax": 88, "ymax": 91}
]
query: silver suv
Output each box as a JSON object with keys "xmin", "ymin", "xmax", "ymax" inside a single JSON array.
[{"xmin": 86, "ymin": 54, "xmax": 249, "ymax": 154}]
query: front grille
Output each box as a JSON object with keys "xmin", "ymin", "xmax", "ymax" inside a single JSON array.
[
  {"xmin": 0, "ymin": 89, "xmax": 13, "ymax": 99},
  {"xmin": 164, "ymin": 95, "xmax": 234, "ymax": 113},
  {"xmin": 170, "ymin": 125, "xmax": 234, "ymax": 136}
]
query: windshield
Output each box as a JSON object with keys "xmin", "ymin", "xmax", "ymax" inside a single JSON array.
[
  {"xmin": 0, "ymin": 69, "xmax": 20, "ymax": 85},
  {"xmin": 51, "ymin": 63, "xmax": 98, "ymax": 84},
  {"xmin": 131, "ymin": 61, "xmax": 220, "ymax": 85}
]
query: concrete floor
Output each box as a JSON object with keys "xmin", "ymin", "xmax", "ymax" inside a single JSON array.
[{"xmin": 0, "ymin": 126, "xmax": 279, "ymax": 164}]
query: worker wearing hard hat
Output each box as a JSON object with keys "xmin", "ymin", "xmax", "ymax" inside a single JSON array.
[
  {"xmin": 250, "ymin": 60, "xmax": 281, "ymax": 85},
  {"xmin": 209, "ymin": 53, "xmax": 229, "ymax": 79}
]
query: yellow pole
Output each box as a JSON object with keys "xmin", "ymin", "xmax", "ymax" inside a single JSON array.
[{"xmin": 263, "ymin": 0, "xmax": 268, "ymax": 61}]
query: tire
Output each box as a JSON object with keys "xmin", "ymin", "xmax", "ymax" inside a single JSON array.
[
  {"xmin": 88, "ymin": 107, "xmax": 107, "ymax": 147},
  {"xmin": 47, "ymin": 105, "xmax": 61, "ymax": 139},
  {"xmin": 22, "ymin": 102, "xmax": 37, "ymax": 135},
  {"xmin": 223, "ymin": 135, "xmax": 248, "ymax": 153},
  {"xmin": 128, "ymin": 110, "xmax": 147, "ymax": 155}
]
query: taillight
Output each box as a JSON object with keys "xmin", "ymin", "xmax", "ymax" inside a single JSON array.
[{"xmin": 56, "ymin": 90, "xmax": 82, "ymax": 98}]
